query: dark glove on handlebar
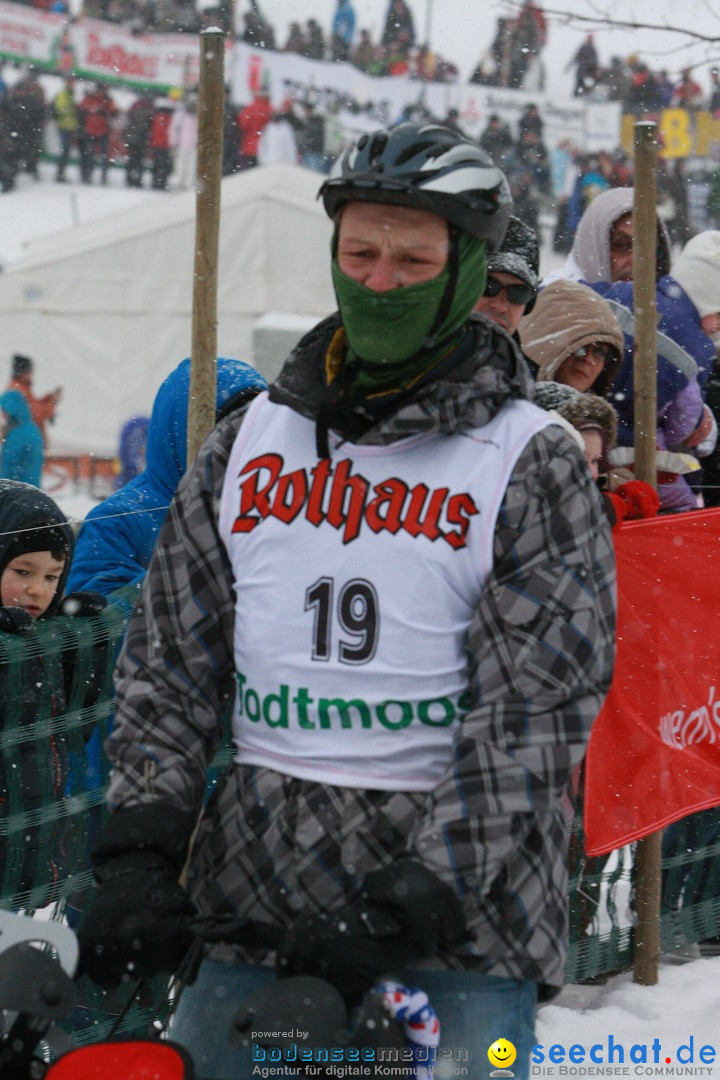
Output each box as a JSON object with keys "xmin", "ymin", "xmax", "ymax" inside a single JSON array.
[
  {"xmin": 361, "ymin": 858, "xmax": 467, "ymax": 954},
  {"xmin": 76, "ymin": 802, "xmax": 197, "ymax": 989},
  {"xmin": 276, "ymin": 904, "xmax": 419, "ymax": 1009},
  {"xmin": 0, "ymin": 606, "xmax": 34, "ymax": 634},
  {"xmin": 276, "ymin": 860, "xmax": 467, "ymax": 1008},
  {"xmin": 59, "ymin": 591, "xmax": 109, "ymax": 617}
]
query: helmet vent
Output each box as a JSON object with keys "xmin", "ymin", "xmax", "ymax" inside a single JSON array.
[
  {"xmin": 368, "ymin": 132, "xmax": 389, "ymax": 165},
  {"xmin": 396, "ymin": 139, "xmax": 437, "ymax": 167}
]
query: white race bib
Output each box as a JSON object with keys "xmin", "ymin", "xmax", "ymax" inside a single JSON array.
[{"xmin": 218, "ymin": 393, "xmax": 551, "ymax": 790}]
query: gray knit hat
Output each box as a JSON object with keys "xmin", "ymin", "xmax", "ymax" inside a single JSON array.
[
  {"xmin": 531, "ymin": 380, "xmax": 580, "ymax": 414},
  {"xmin": 488, "ymin": 215, "xmax": 540, "ymax": 291}
]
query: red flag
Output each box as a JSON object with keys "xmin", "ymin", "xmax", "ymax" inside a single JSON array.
[{"xmin": 584, "ymin": 507, "xmax": 720, "ymax": 856}]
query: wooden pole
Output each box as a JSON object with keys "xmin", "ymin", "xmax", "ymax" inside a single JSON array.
[
  {"xmin": 187, "ymin": 28, "xmax": 225, "ymax": 467},
  {"xmin": 632, "ymin": 122, "xmax": 658, "ymax": 488},
  {"xmin": 631, "ymin": 120, "xmax": 662, "ymax": 987}
]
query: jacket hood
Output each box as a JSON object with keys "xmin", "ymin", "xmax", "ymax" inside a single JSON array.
[
  {"xmin": 570, "ymin": 186, "xmax": 671, "ymax": 284},
  {"xmin": 519, "ymin": 279, "xmax": 624, "ymax": 395},
  {"xmin": 144, "ymin": 357, "xmax": 267, "ymax": 500},
  {"xmin": 0, "ymin": 480, "xmax": 74, "ymax": 617},
  {"xmin": 0, "ymin": 389, "xmax": 32, "ymax": 426},
  {"xmin": 269, "ymin": 312, "xmax": 534, "ymax": 443}
]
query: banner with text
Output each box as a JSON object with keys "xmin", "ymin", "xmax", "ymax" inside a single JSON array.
[
  {"xmin": 232, "ymin": 40, "xmax": 459, "ymax": 130},
  {"xmin": 232, "ymin": 41, "xmax": 622, "ymax": 152},
  {"xmin": 458, "ymin": 84, "xmax": 622, "ymax": 152},
  {"xmin": 584, "ymin": 509, "xmax": 720, "ymax": 856},
  {"xmin": 0, "ymin": 1, "xmax": 213, "ymax": 88},
  {"xmin": 2, "ymin": 9, "xmax": 716, "ymax": 157}
]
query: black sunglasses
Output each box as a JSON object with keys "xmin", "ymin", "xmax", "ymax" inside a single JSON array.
[{"xmin": 484, "ymin": 277, "xmax": 536, "ymax": 306}]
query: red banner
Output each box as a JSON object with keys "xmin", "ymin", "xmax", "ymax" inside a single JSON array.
[{"xmin": 584, "ymin": 507, "xmax": 720, "ymax": 856}]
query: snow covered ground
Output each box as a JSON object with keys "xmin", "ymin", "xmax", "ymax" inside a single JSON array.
[
  {"xmin": 535, "ymin": 956, "xmax": 720, "ymax": 1077},
  {"xmin": 3, "ymin": 162, "xmax": 720, "ymax": 1067}
]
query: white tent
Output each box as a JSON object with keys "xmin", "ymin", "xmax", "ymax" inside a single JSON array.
[{"xmin": 0, "ymin": 165, "xmax": 335, "ymax": 455}]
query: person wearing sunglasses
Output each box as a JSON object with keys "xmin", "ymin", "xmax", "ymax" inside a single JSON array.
[
  {"xmin": 474, "ymin": 215, "xmax": 539, "ymax": 337},
  {"xmin": 519, "ymin": 278, "xmax": 623, "ymax": 397}
]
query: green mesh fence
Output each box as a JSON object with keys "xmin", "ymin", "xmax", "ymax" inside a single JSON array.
[{"xmin": 1, "ymin": 587, "xmax": 719, "ymax": 1041}]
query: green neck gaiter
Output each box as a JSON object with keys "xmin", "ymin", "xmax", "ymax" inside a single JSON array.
[{"xmin": 331, "ymin": 232, "xmax": 487, "ymax": 398}]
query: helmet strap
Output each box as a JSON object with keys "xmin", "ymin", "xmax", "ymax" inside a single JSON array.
[{"xmin": 422, "ymin": 226, "xmax": 461, "ymax": 350}]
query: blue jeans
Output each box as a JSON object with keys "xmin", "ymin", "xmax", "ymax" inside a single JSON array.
[{"xmin": 170, "ymin": 959, "xmax": 537, "ymax": 1080}]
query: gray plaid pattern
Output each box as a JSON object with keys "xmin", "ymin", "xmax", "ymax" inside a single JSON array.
[{"xmin": 107, "ymin": 319, "xmax": 616, "ymax": 993}]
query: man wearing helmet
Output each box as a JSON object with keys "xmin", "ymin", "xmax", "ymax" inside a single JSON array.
[{"xmin": 78, "ymin": 124, "xmax": 616, "ymax": 1079}]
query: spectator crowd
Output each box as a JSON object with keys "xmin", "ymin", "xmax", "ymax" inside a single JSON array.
[
  {"xmin": 0, "ymin": 0, "xmax": 719, "ymax": 201},
  {"xmin": 1, "ymin": 0, "xmax": 720, "ymax": 288}
]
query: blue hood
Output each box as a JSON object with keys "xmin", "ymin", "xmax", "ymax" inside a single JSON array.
[
  {"xmin": 67, "ymin": 357, "xmax": 266, "ymax": 596},
  {"xmin": 144, "ymin": 357, "xmax": 267, "ymax": 502}
]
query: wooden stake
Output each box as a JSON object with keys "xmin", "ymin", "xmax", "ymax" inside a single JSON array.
[
  {"xmin": 632, "ymin": 122, "xmax": 658, "ymax": 488},
  {"xmin": 631, "ymin": 120, "xmax": 662, "ymax": 987},
  {"xmin": 634, "ymin": 830, "xmax": 663, "ymax": 985},
  {"xmin": 187, "ymin": 29, "xmax": 225, "ymax": 467}
]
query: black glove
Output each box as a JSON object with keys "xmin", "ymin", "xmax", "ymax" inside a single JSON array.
[
  {"xmin": 276, "ymin": 903, "xmax": 419, "ymax": 1009},
  {"xmin": 361, "ymin": 858, "xmax": 467, "ymax": 954},
  {"xmin": 77, "ymin": 802, "xmax": 197, "ymax": 989},
  {"xmin": 59, "ymin": 591, "xmax": 108, "ymax": 617},
  {"xmin": 0, "ymin": 606, "xmax": 34, "ymax": 634},
  {"xmin": 276, "ymin": 860, "xmax": 467, "ymax": 1008}
]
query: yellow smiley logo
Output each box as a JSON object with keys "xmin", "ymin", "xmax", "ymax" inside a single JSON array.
[{"xmin": 488, "ymin": 1039, "xmax": 517, "ymax": 1069}]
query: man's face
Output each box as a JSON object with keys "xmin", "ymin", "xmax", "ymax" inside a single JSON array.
[
  {"xmin": 337, "ymin": 202, "xmax": 449, "ymax": 293},
  {"xmin": 474, "ymin": 271, "xmax": 530, "ymax": 333},
  {"xmin": 0, "ymin": 551, "xmax": 65, "ymax": 619},
  {"xmin": 609, "ymin": 212, "xmax": 634, "ymax": 282}
]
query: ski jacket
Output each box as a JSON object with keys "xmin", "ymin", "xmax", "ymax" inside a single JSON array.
[
  {"xmin": 237, "ymin": 97, "xmax": 273, "ymax": 156},
  {"xmin": 0, "ymin": 481, "xmax": 74, "ymax": 899},
  {"xmin": 53, "ymin": 87, "xmax": 78, "ymax": 133},
  {"xmin": 79, "ymin": 91, "xmax": 116, "ymax": 138},
  {"xmin": 594, "ymin": 275, "xmax": 713, "ymax": 435},
  {"xmin": 149, "ymin": 108, "xmax": 173, "ymax": 150},
  {"xmin": 332, "ymin": 0, "xmax": 356, "ymax": 45},
  {"xmin": 0, "ymin": 391, "xmax": 43, "ymax": 488},
  {"xmin": 7, "ymin": 377, "xmax": 59, "ymax": 446},
  {"xmin": 106, "ymin": 314, "xmax": 616, "ymax": 995}
]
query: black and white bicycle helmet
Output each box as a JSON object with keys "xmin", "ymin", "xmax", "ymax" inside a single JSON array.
[{"xmin": 320, "ymin": 122, "xmax": 513, "ymax": 251}]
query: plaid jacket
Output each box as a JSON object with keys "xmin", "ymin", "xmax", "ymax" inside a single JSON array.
[{"xmin": 107, "ymin": 315, "xmax": 616, "ymax": 993}]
